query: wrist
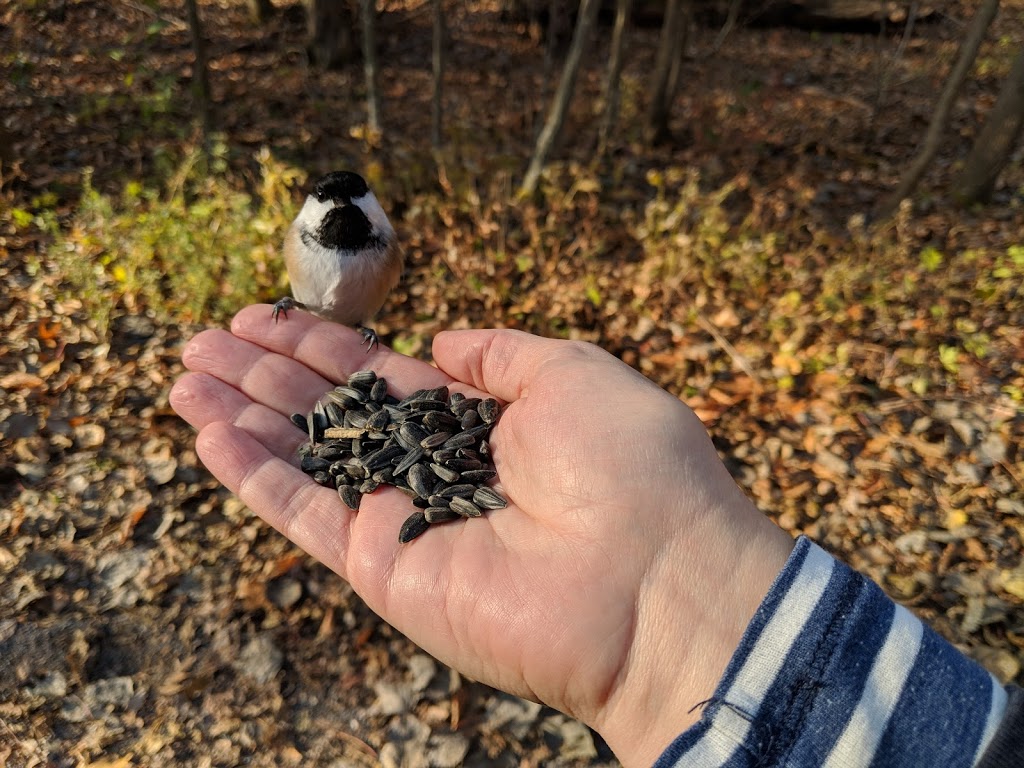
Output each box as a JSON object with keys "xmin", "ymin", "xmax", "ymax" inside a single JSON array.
[{"xmin": 594, "ymin": 493, "xmax": 794, "ymax": 768}]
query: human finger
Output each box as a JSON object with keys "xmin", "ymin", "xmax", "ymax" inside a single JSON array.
[
  {"xmin": 194, "ymin": 420, "xmax": 358, "ymax": 577},
  {"xmin": 431, "ymin": 329, "xmax": 602, "ymax": 403},
  {"xmin": 182, "ymin": 328, "xmax": 333, "ymax": 418},
  {"xmin": 229, "ymin": 305, "xmax": 452, "ymax": 398},
  {"xmin": 170, "ymin": 372, "xmax": 306, "ymax": 461}
]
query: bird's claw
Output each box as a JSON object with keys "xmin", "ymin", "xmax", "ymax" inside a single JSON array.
[
  {"xmin": 272, "ymin": 297, "xmax": 299, "ymax": 322},
  {"xmin": 358, "ymin": 325, "xmax": 380, "ymax": 353}
]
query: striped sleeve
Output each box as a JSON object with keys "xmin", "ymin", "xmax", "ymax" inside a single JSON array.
[{"xmin": 653, "ymin": 536, "xmax": 1012, "ymax": 768}]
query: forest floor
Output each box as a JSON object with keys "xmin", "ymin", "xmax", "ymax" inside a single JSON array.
[{"xmin": 1, "ymin": 0, "xmax": 1023, "ymax": 766}]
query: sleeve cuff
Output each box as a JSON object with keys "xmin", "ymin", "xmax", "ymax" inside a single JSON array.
[{"xmin": 653, "ymin": 536, "xmax": 1007, "ymax": 767}]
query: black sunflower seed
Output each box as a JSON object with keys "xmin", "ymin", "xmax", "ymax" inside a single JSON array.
[
  {"xmin": 478, "ymin": 398, "xmax": 500, "ymax": 424},
  {"xmin": 449, "ymin": 496, "xmax": 483, "ymax": 518},
  {"xmin": 423, "ymin": 411, "xmax": 461, "ymax": 431},
  {"xmin": 429, "ymin": 463, "xmax": 460, "ymax": 483},
  {"xmin": 393, "ymin": 447, "xmax": 425, "ymax": 476},
  {"xmin": 398, "ymin": 389, "xmax": 428, "ymax": 407},
  {"xmin": 408, "ymin": 464, "xmax": 435, "ymax": 498},
  {"xmin": 370, "ymin": 377, "xmax": 389, "ymax": 403},
  {"xmin": 290, "ymin": 413, "xmax": 309, "ymax": 433},
  {"xmin": 343, "ymin": 462, "xmax": 367, "ymax": 479},
  {"xmin": 399, "ymin": 511, "xmax": 431, "ymax": 543},
  {"xmin": 365, "ymin": 409, "xmax": 390, "ymax": 432},
  {"xmin": 439, "ymin": 483, "xmax": 477, "ymax": 498},
  {"xmin": 338, "ymin": 484, "xmax": 362, "ymax": 510},
  {"xmin": 431, "ymin": 448, "xmax": 458, "ymax": 463},
  {"xmin": 442, "ymin": 431, "xmax": 477, "ymax": 450},
  {"xmin": 399, "ymin": 422, "xmax": 429, "ymax": 448},
  {"xmin": 348, "ymin": 370, "xmax": 377, "ymax": 390},
  {"xmin": 460, "ymin": 469, "xmax": 497, "ymax": 483},
  {"xmin": 425, "ymin": 506, "xmax": 461, "ymax": 523},
  {"xmin": 324, "ymin": 401, "xmax": 346, "ymax": 428},
  {"xmin": 316, "ymin": 441, "xmax": 350, "ymax": 461},
  {"xmin": 450, "ymin": 397, "xmax": 482, "ymax": 416},
  {"xmin": 363, "ymin": 444, "xmax": 405, "ymax": 472},
  {"xmin": 420, "ymin": 431, "xmax": 452, "ymax": 450},
  {"xmin": 473, "ymin": 486, "xmax": 508, "ymax": 510},
  {"xmin": 327, "ymin": 389, "xmax": 361, "ymax": 408},
  {"xmin": 445, "ymin": 457, "xmax": 483, "ymax": 472},
  {"xmin": 407, "ymin": 399, "xmax": 448, "ymax": 412},
  {"xmin": 301, "ymin": 456, "xmax": 332, "ymax": 473},
  {"xmin": 424, "ymin": 385, "xmax": 450, "ymax": 402},
  {"xmin": 345, "ymin": 411, "xmax": 369, "ymax": 429}
]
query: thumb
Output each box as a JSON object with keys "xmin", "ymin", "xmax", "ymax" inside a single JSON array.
[{"xmin": 432, "ymin": 329, "xmax": 585, "ymax": 402}]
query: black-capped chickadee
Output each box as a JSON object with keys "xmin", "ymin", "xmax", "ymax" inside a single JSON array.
[{"xmin": 272, "ymin": 171, "xmax": 403, "ymax": 350}]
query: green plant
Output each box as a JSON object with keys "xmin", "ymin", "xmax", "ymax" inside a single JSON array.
[{"xmin": 50, "ymin": 144, "xmax": 304, "ymax": 336}]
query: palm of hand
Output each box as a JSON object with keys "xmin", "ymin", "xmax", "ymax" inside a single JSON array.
[{"xmin": 171, "ymin": 306, "xmax": 697, "ymax": 724}]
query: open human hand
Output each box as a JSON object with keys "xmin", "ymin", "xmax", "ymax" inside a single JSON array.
[{"xmin": 170, "ymin": 305, "xmax": 793, "ymax": 767}]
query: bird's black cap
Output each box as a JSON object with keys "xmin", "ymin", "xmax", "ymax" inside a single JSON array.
[{"xmin": 314, "ymin": 171, "xmax": 370, "ymax": 204}]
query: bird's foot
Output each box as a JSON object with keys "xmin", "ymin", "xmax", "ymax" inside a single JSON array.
[
  {"xmin": 357, "ymin": 325, "xmax": 380, "ymax": 353},
  {"xmin": 271, "ymin": 297, "xmax": 306, "ymax": 322}
]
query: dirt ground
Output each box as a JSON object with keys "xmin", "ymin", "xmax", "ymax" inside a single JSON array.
[{"xmin": 1, "ymin": 1, "xmax": 1023, "ymax": 766}]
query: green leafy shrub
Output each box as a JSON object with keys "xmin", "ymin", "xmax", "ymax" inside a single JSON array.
[{"xmin": 51, "ymin": 144, "xmax": 303, "ymax": 335}]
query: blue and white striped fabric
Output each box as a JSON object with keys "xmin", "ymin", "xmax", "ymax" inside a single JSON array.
[{"xmin": 654, "ymin": 537, "xmax": 1008, "ymax": 767}]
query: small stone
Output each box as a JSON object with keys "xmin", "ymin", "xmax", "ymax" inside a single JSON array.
[
  {"xmin": 96, "ymin": 548, "xmax": 149, "ymax": 591},
  {"xmin": 266, "ymin": 577, "xmax": 303, "ymax": 610},
  {"xmin": 426, "ymin": 734, "xmax": 470, "ymax": 768},
  {"xmin": 408, "ymin": 654, "xmax": 436, "ymax": 693},
  {"xmin": 894, "ymin": 530, "xmax": 928, "ymax": 554},
  {"xmin": 28, "ymin": 671, "xmax": 67, "ymax": 699},
  {"xmin": 372, "ymin": 680, "xmax": 410, "ymax": 715},
  {"xmin": 554, "ymin": 717, "xmax": 598, "ymax": 760},
  {"xmin": 949, "ymin": 418, "xmax": 976, "ymax": 446},
  {"xmin": 73, "ymin": 423, "xmax": 105, "ymax": 449},
  {"xmin": 995, "ymin": 499, "xmax": 1024, "ymax": 517},
  {"xmin": 84, "ymin": 676, "xmax": 135, "ymax": 709},
  {"xmin": 235, "ymin": 634, "xmax": 283, "ymax": 685},
  {"xmin": 952, "ymin": 460, "xmax": 983, "ymax": 485},
  {"xmin": 977, "ymin": 433, "xmax": 1007, "ymax": 467}
]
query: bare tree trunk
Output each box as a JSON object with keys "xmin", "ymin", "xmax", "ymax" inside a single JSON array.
[
  {"xmin": 519, "ymin": 0, "xmax": 601, "ymax": 198},
  {"xmin": 867, "ymin": 0, "xmax": 919, "ymax": 145},
  {"xmin": 598, "ymin": 0, "xmax": 632, "ymax": 156},
  {"xmin": 646, "ymin": 0, "xmax": 689, "ymax": 145},
  {"xmin": 876, "ymin": 0, "xmax": 1000, "ymax": 218},
  {"xmin": 361, "ymin": 0, "xmax": 381, "ymax": 134},
  {"xmin": 431, "ymin": 0, "xmax": 445, "ymax": 150},
  {"xmin": 712, "ymin": 0, "xmax": 741, "ymax": 53},
  {"xmin": 535, "ymin": 0, "xmax": 565, "ymax": 138},
  {"xmin": 954, "ymin": 47, "xmax": 1024, "ymax": 204},
  {"xmin": 184, "ymin": 0, "xmax": 213, "ymax": 144},
  {"xmin": 246, "ymin": 0, "xmax": 274, "ymax": 23},
  {"xmin": 306, "ymin": 0, "xmax": 355, "ymax": 70}
]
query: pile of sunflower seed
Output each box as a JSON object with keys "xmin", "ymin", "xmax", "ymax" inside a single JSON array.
[{"xmin": 290, "ymin": 369, "xmax": 507, "ymax": 543}]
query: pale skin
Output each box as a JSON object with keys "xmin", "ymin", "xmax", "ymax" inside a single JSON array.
[{"xmin": 170, "ymin": 305, "xmax": 795, "ymax": 767}]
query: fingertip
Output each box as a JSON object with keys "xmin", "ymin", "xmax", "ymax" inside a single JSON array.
[
  {"xmin": 180, "ymin": 328, "xmax": 222, "ymax": 369},
  {"xmin": 168, "ymin": 372, "xmax": 199, "ymax": 415},
  {"xmin": 432, "ymin": 328, "xmax": 560, "ymax": 402},
  {"xmin": 231, "ymin": 303, "xmax": 293, "ymax": 337}
]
